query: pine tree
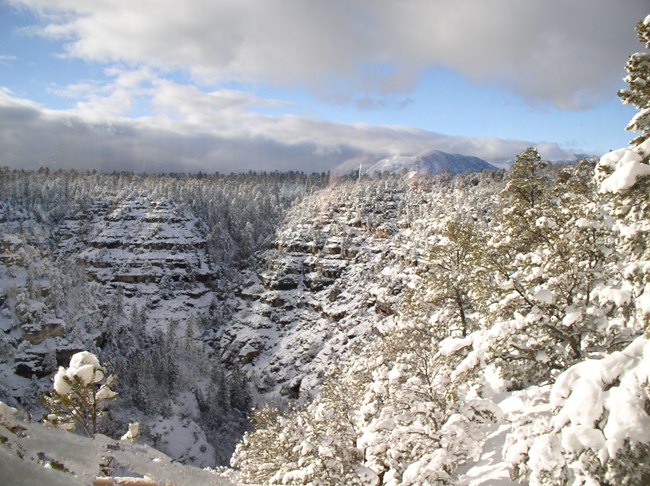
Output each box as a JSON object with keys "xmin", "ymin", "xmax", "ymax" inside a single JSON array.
[
  {"xmin": 228, "ymin": 364, "xmax": 251, "ymax": 412},
  {"xmin": 409, "ymin": 218, "xmax": 483, "ymax": 338},
  {"xmin": 619, "ymin": 16, "xmax": 650, "ymax": 145},
  {"xmin": 498, "ymin": 147, "xmax": 551, "ymax": 251},
  {"xmin": 41, "ymin": 351, "xmax": 117, "ymax": 437},
  {"xmin": 475, "ymin": 154, "xmax": 623, "ymax": 387}
]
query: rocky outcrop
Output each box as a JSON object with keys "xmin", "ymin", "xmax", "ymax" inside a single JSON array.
[
  {"xmin": 66, "ymin": 196, "xmax": 213, "ymax": 286},
  {"xmin": 22, "ymin": 319, "xmax": 65, "ymax": 345},
  {"xmin": 57, "ymin": 195, "xmax": 217, "ymax": 330},
  {"xmin": 217, "ymin": 180, "xmax": 423, "ymax": 403}
]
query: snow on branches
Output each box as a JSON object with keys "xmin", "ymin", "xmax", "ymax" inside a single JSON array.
[
  {"xmin": 505, "ymin": 336, "xmax": 650, "ymax": 485},
  {"xmin": 41, "ymin": 351, "xmax": 117, "ymax": 438}
]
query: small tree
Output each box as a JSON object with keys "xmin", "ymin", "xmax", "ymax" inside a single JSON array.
[
  {"xmin": 415, "ymin": 218, "xmax": 483, "ymax": 338},
  {"xmin": 498, "ymin": 147, "xmax": 552, "ymax": 253},
  {"xmin": 41, "ymin": 351, "xmax": 117, "ymax": 438}
]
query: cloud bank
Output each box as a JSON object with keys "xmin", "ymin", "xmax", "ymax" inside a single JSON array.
[{"xmin": 0, "ymin": 87, "xmax": 576, "ymax": 173}]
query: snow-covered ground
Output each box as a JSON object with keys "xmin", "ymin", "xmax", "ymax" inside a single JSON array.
[{"xmin": 0, "ymin": 401, "xmax": 233, "ymax": 485}]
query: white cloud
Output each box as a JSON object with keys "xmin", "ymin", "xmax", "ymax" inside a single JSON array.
[
  {"xmin": 10, "ymin": 0, "xmax": 647, "ymax": 108},
  {"xmin": 0, "ymin": 87, "xmax": 577, "ymax": 173}
]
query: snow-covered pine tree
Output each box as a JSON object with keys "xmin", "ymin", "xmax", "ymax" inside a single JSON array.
[
  {"xmin": 41, "ymin": 351, "xmax": 117, "ymax": 438},
  {"xmin": 619, "ymin": 15, "xmax": 650, "ymax": 145},
  {"xmin": 407, "ymin": 218, "xmax": 483, "ymax": 338},
  {"xmin": 475, "ymin": 152, "xmax": 625, "ymax": 388}
]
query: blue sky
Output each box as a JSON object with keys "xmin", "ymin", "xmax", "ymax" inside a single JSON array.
[{"xmin": 0, "ymin": 0, "xmax": 647, "ymax": 173}]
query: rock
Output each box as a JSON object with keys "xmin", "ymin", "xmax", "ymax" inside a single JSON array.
[
  {"xmin": 56, "ymin": 347, "xmax": 85, "ymax": 367},
  {"xmin": 375, "ymin": 300, "xmax": 395, "ymax": 316},
  {"xmin": 239, "ymin": 284, "xmax": 265, "ymax": 301},
  {"xmin": 319, "ymin": 258, "xmax": 347, "ymax": 279},
  {"xmin": 322, "ymin": 242, "xmax": 342, "ymax": 255},
  {"xmin": 304, "ymin": 272, "xmax": 333, "ymax": 291},
  {"xmin": 286, "ymin": 375, "xmax": 302, "ymax": 399},
  {"xmin": 22, "ymin": 319, "xmax": 65, "ymax": 345},
  {"xmin": 327, "ymin": 287, "xmax": 341, "ymax": 302},
  {"xmin": 15, "ymin": 350, "xmax": 55, "ymax": 378},
  {"xmin": 238, "ymin": 341, "xmax": 263, "ymax": 364},
  {"xmin": 259, "ymin": 272, "xmax": 299, "ymax": 291}
]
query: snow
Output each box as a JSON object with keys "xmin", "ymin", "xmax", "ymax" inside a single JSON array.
[
  {"xmin": 53, "ymin": 351, "xmax": 111, "ymax": 394},
  {"xmin": 121, "ymin": 422, "xmax": 141, "ymax": 441},
  {"xmin": 638, "ymin": 283, "xmax": 650, "ymax": 314},
  {"xmin": 548, "ymin": 337, "xmax": 650, "ymax": 462},
  {"xmin": 73, "ymin": 363, "xmax": 98, "ymax": 385},
  {"xmin": 600, "ymin": 159, "xmax": 650, "ymax": 193},
  {"xmin": 95, "ymin": 384, "xmax": 118, "ymax": 401},
  {"xmin": 0, "ymin": 401, "xmax": 233, "ymax": 485},
  {"xmin": 53, "ymin": 367, "xmax": 72, "ymax": 395},
  {"xmin": 533, "ymin": 288, "xmax": 555, "ymax": 305},
  {"xmin": 598, "ymin": 146, "xmax": 650, "ymax": 193},
  {"xmin": 561, "ymin": 306, "xmax": 582, "ymax": 326},
  {"xmin": 592, "ymin": 285, "xmax": 632, "ymax": 307},
  {"xmin": 69, "ymin": 351, "xmax": 100, "ymax": 371},
  {"xmin": 458, "ymin": 391, "xmax": 544, "ymax": 486},
  {"xmin": 438, "ymin": 335, "xmax": 473, "ymax": 356},
  {"xmin": 527, "ymin": 434, "xmax": 565, "ymax": 472},
  {"xmin": 560, "ymin": 425, "xmax": 606, "ymax": 457},
  {"xmin": 149, "ymin": 415, "xmax": 217, "ymax": 468},
  {"xmin": 552, "ymin": 367, "xmax": 605, "ymax": 428}
]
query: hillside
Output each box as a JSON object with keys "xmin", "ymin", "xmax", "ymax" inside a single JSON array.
[
  {"xmin": 215, "ymin": 171, "xmax": 501, "ymax": 406},
  {"xmin": 363, "ymin": 150, "xmax": 497, "ymax": 175}
]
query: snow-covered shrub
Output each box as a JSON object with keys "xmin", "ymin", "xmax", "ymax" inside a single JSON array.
[
  {"xmin": 41, "ymin": 351, "xmax": 117, "ymax": 437},
  {"xmin": 354, "ymin": 323, "xmax": 499, "ymax": 485},
  {"xmin": 232, "ymin": 361, "xmax": 369, "ymax": 485},
  {"xmin": 505, "ymin": 336, "xmax": 650, "ymax": 485}
]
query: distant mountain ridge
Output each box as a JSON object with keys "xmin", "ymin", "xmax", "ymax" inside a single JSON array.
[
  {"xmin": 364, "ymin": 149, "xmax": 497, "ymax": 175},
  {"xmin": 489, "ymin": 152, "xmax": 596, "ymax": 169}
]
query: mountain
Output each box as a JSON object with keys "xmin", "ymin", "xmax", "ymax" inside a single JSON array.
[
  {"xmin": 489, "ymin": 152, "xmax": 598, "ymax": 169},
  {"xmin": 363, "ymin": 149, "xmax": 497, "ymax": 175}
]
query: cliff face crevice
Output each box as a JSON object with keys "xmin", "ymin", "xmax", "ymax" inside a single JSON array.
[{"xmin": 215, "ymin": 180, "xmax": 428, "ymax": 404}]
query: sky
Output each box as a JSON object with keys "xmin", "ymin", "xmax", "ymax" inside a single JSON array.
[{"xmin": 0, "ymin": 0, "xmax": 647, "ymax": 174}]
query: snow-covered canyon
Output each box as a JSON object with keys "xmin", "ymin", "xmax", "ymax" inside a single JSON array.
[{"xmin": 1, "ymin": 144, "xmax": 649, "ymax": 485}]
